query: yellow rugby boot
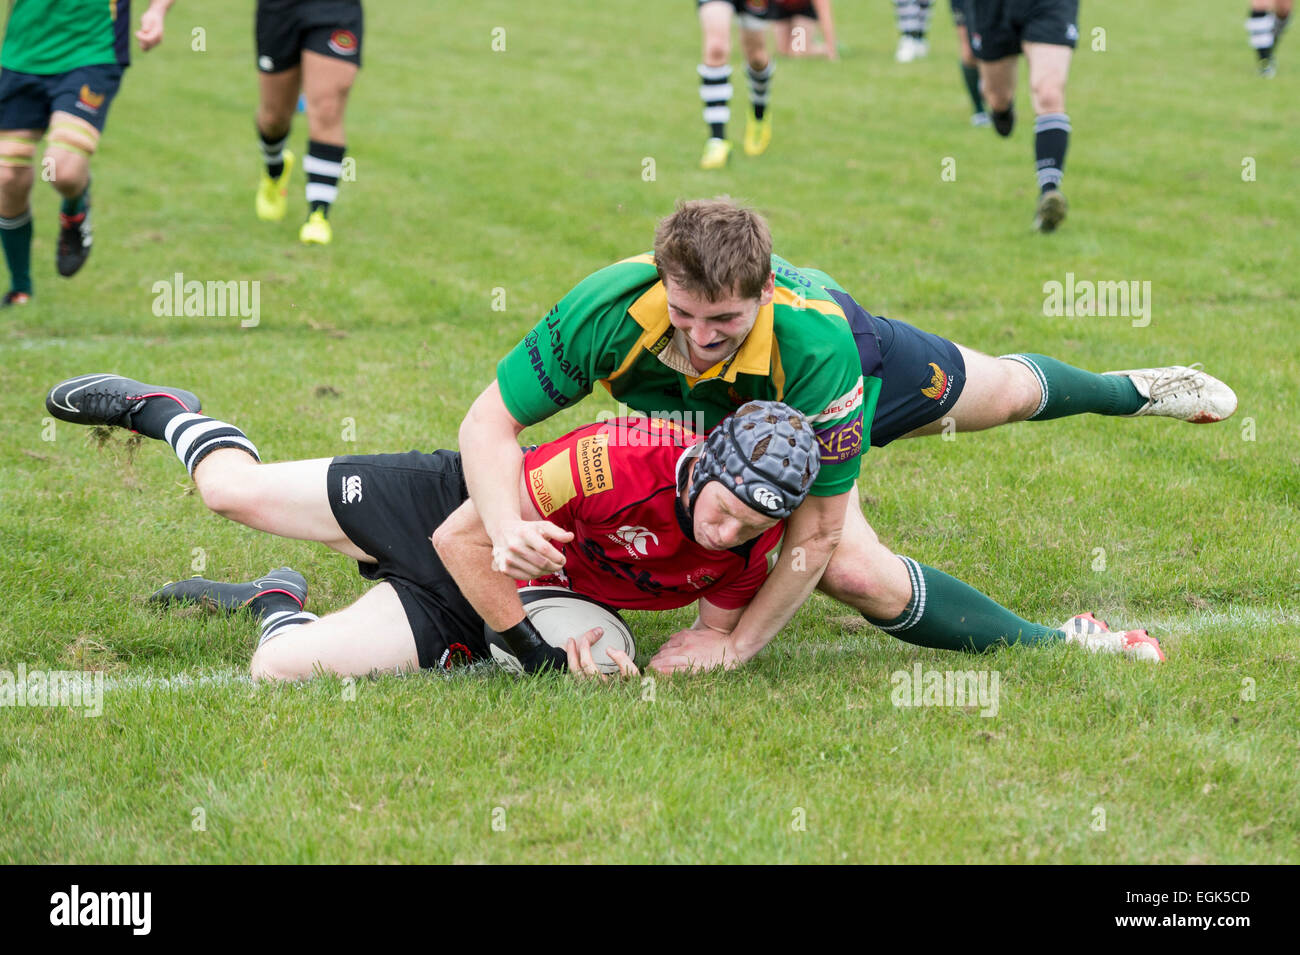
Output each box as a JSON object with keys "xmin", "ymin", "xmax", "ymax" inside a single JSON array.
[
  {"xmin": 298, "ymin": 208, "xmax": 332, "ymax": 245},
  {"xmin": 743, "ymin": 111, "xmax": 772, "ymax": 156},
  {"xmin": 256, "ymin": 149, "xmax": 295, "ymax": 222},
  {"xmin": 699, "ymin": 137, "xmax": 732, "ymax": 170}
]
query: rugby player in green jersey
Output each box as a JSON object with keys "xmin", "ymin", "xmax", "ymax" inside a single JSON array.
[
  {"xmin": 460, "ymin": 199, "xmax": 1234, "ymax": 672},
  {"xmin": 0, "ymin": 0, "xmax": 175, "ymax": 305}
]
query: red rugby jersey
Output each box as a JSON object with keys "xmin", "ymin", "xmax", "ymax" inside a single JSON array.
[{"xmin": 521, "ymin": 418, "xmax": 785, "ymax": 611}]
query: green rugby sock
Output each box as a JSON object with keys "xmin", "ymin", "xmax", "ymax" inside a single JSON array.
[
  {"xmin": 0, "ymin": 209, "xmax": 33, "ymax": 294},
  {"xmin": 60, "ymin": 181, "xmax": 89, "ymax": 217},
  {"xmin": 864, "ymin": 558, "xmax": 1062, "ymax": 652},
  {"xmin": 1003, "ymin": 353, "xmax": 1145, "ymax": 420}
]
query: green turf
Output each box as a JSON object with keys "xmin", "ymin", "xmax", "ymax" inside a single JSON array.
[{"xmin": 1, "ymin": 0, "xmax": 1297, "ymax": 864}]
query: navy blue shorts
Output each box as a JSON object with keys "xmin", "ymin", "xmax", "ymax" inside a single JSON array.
[
  {"xmin": 831, "ymin": 289, "xmax": 967, "ymax": 447},
  {"xmin": 0, "ymin": 64, "xmax": 124, "ymax": 133}
]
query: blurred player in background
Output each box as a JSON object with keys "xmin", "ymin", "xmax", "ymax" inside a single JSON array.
[
  {"xmin": 893, "ymin": 0, "xmax": 934, "ymax": 62},
  {"xmin": 950, "ymin": 0, "xmax": 989, "ymax": 124},
  {"xmin": 771, "ymin": 0, "xmax": 838, "ymax": 59},
  {"xmin": 0, "ymin": 0, "xmax": 174, "ymax": 307},
  {"xmin": 253, "ymin": 0, "xmax": 363, "ymax": 245},
  {"xmin": 968, "ymin": 0, "xmax": 1077, "ymax": 232},
  {"xmin": 1246, "ymin": 1, "xmax": 1291, "ymax": 76},
  {"xmin": 696, "ymin": 1, "xmax": 776, "ymax": 168}
]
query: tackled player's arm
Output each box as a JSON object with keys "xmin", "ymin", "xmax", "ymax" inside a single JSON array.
[
  {"xmin": 654, "ymin": 492, "xmax": 846, "ymax": 672},
  {"xmin": 431, "ymin": 495, "xmax": 529, "ymax": 634},
  {"xmin": 433, "ymin": 471, "xmax": 614, "ymax": 676},
  {"xmin": 458, "ymin": 381, "xmax": 571, "ymax": 579}
]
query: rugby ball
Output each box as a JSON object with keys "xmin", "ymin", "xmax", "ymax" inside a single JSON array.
[{"xmin": 487, "ymin": 587, "xmax": 636, "ymax": 675}]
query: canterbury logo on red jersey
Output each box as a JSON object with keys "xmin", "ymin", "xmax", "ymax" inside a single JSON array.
[{"xmin": 610, "ymin": 525, "xmax": 658, "ymax": 557}]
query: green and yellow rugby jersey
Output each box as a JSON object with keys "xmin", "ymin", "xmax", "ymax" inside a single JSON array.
[
  {"xmin": 2, "ymin": 0, "xmax": 132, "ymax": 75},
  {"xmin": 497, "ymin": 253, "xmax": 880, "ymax": 496}
]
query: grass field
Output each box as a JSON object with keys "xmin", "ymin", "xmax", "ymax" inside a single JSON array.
[{"xmin": 1, "ymin": 0, "xmax": 1297, "ymax": 864}]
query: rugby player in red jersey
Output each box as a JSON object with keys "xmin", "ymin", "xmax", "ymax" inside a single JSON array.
[
  {"xmin": 458, "ymin": 199, "xmax": 1217, "ymax": 674},
  {"xmin": 41, "ymin": 371, "xmax": 817, "ymax": 680}
]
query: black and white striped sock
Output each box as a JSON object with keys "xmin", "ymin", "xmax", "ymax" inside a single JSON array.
[
  {"xmin": 745, "ymin": 61, "xmax": 774, "ymax": 121},
  {"xmin": 1246, "ymin": 9, "xmax": 1277, "ymax": 59},
  {"xmin": 894, "ymin": 0, "xmax": 931, "ymax": 38},
  {"xmin": 698, "ymin": 63, "xmax": 733, "ymax": 139},
  {"xmin": 1034, "ymin": 112, "xmax": 1070, "ymax": 192},
  {"xmin": 163, "ymin": 413, "xmax": 260, "ymax": 477},
  {"xmin": 259, "ymin": 126, "xmax": 289, "ymax": 180},
  {"xmin": 257, "ymin": 609, "xmax": 319, "ymax": 648},
  {"xmin": 304, "ymin": 140, "xmax": 345, "ymax": 215}
]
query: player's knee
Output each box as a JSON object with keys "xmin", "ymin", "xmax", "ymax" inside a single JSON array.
[
  {"xmin": 196, "ymin": 477, "xmax": 258, "ymax": 524},
  {"xmin": 250, "ymin": 641, "xmax": 306, "ymax": 683},
  {"xmin": 703, "ymin": 38, "xmax": 730, "ymax": 64},
  {"xmin": 997, "ymin": 359, "xmax": 1043, "ymax": 421},
  {"xmin": 1030, "ymin": 80, "xmax": 1066, "ymax": 114},
  {"xmin": 46, "ymin": 150, "xmax": 91, "ymax": 195},
  {"xmin": 819, "ymin": 547, "xmax": 896, "ymax": 607},
  {"xmin": 305, "ymin": 92, "xmax": 347, "ymax": 130},
  {"xmin": 0, "ymin": 160, "xmax": 34, "ymax": 199},
  {"xmin": 0, "ymin": 144, "xmax": 37, "ymax": 197}
]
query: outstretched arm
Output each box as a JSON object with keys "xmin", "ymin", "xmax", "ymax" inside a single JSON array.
[
  {"xmin": 650, "ymin": 491, "xmax": 846, "ymax": 672},
  {"xmin": 812, "ymin": 0, "xmax": 838, "ymax": 60}
]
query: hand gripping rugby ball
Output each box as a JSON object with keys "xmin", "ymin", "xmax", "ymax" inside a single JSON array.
[{"xmin": 487, "ymin": 587, "xmax": 637, "ymax": 675}]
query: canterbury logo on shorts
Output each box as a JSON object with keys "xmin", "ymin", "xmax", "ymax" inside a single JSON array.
[{"xmin": 342, "ymin": 474, "xmax": 363, "ymax": 503}]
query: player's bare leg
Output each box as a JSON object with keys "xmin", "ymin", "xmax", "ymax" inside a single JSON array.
[
  {"xmin": 900, "ymin": 346, "xmax": 1237, "ymax": 437},
  {"xmin": 901, "ymin": 347, "xmax": 1042, "ymax": 436},
  {"xmin": 44, "ymin": 111, "xmax": 98, "ymax": 277},
  {"xmin": 978, "ymin": 54, "xmax": 1018, "ymax": 134},
  {"xmin": 192, "ymin": 451, "xmax": 371, "ymax": 561},
  {"xmin": 298, "ymin": 51, "xmax": 356, "ymax": 244},
  {"xmin": 818, "ymin": 486, "xmax": 1162, "ymax": 659},
  {"xmin": 740, "ymin": 20, "xmax": 774, "ymax": 156},
  {"xmin": 250, "ymin": 581, "xmax": 419, "ymax": 681},
  {"xmin": 816, "ymin": 487, "xmax": 912, "ymax": 620},
  {"xmin": 698, "ymin": 1, "xmax": 735, "ymax": 168},
  {"xmin": 255, "ymin": 65, "xmax": 300, "ymax": 221},
  {"xmin": 0, "ymin": 126, "xmax": 40, "ymax": 304},
  {"xmin": 1023, "ymin": 40, "xmax": 1072, "ymax": 232}
]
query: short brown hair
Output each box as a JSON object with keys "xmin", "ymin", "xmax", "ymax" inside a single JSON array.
[{"xmin": 654, "ymin": 198, "xmax": 772, "ymax": 302}]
